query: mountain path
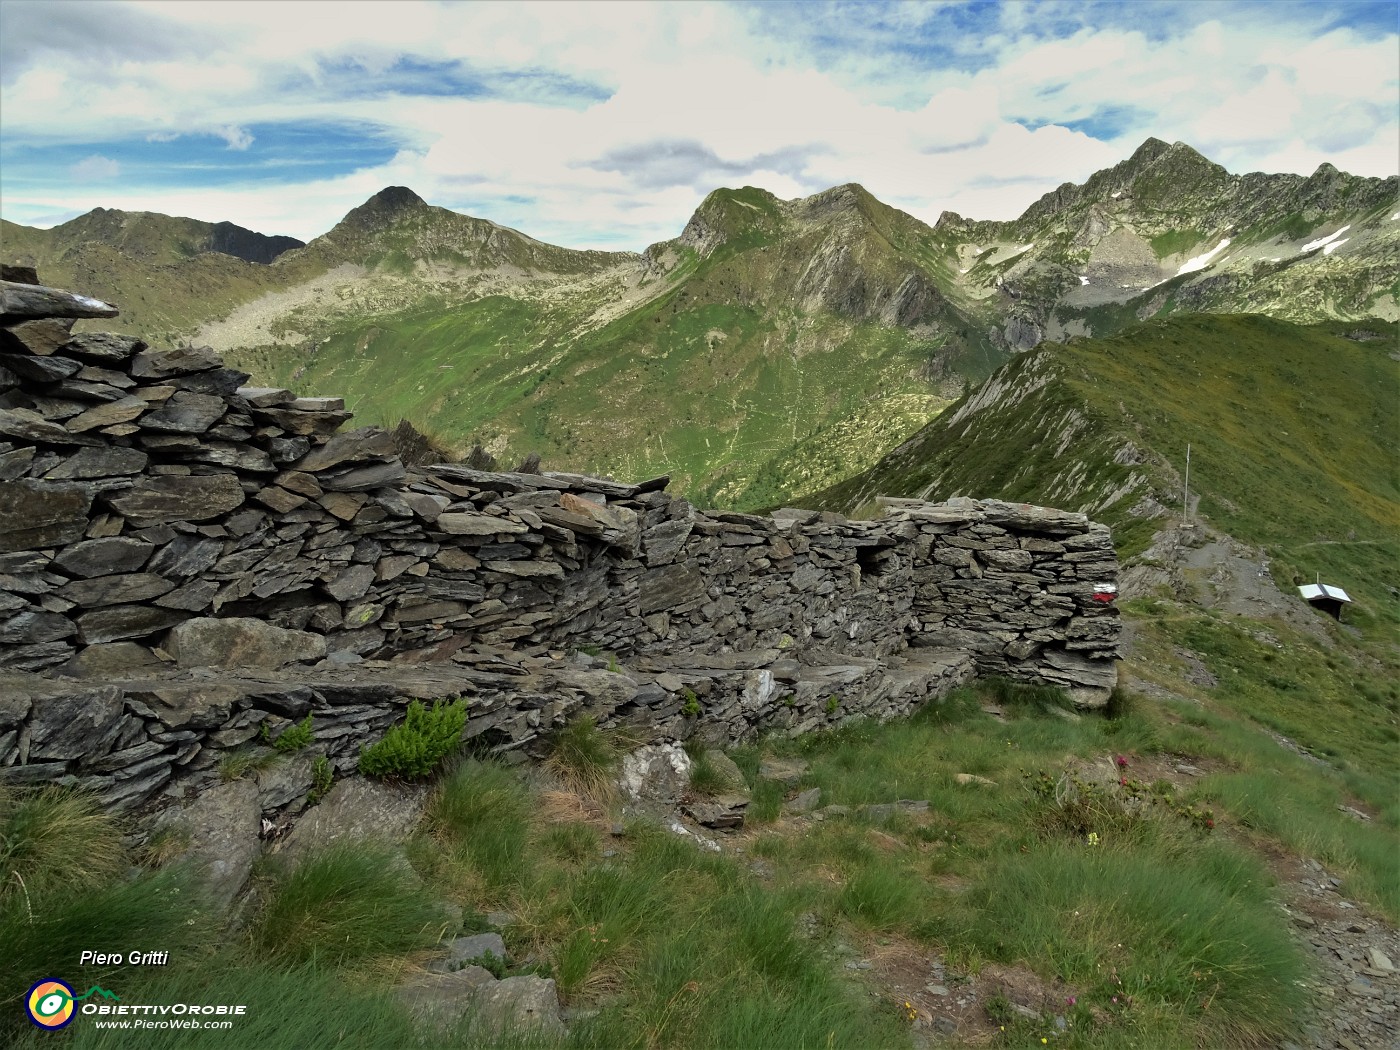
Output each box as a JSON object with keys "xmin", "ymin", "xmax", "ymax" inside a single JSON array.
[{"xmin": 1275, "ymin": 852, "xmax": 1400, "ymax": 1050}]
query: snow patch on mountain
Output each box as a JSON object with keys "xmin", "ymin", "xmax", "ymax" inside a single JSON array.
[
  {"xmin": 1177, "ymin": 238, "xmax": 1231, "ymax": 276},
  {"xmin": 1300, "ymin": 225, "xmax": 1351, "ymax": 253}
]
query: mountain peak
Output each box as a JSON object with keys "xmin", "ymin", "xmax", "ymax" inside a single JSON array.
[
  {"xmin": 366, "ymin": 186, "xmax": 426, "ymax": 210},
  {"xmin": 339, "ymin": 186, "xmax": 429, "ymax": 232},
  {"xmin": 1125, "ymin": 137, "xmax": 1172, "ymax": 166},
  {"xmin": 678, "ymin": 186, "xmax": 784, "ymax": 256}
]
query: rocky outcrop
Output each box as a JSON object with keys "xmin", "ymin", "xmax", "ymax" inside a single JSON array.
[{"xmin": 0, "ymin": 276, "xmax": 1120, "ymax": 810}]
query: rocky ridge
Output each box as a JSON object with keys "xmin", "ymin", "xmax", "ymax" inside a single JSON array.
[{"xmin": 938, "ymin": 138, "xmax": 1399, "ymax": 348}]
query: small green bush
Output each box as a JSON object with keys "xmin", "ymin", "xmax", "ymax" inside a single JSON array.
[
  {"xmin": 681, "ymin": 689, "xmax": 702, "ymax": 717},
  {"xmin": 359, "ymin": 698, "xmax": 467, "ymax": 780},
  {"xmin": 308, "ymin": 755, "xmax": 333, "ymax": 804},
  {"xmin": 273, "ymin": 714, "xmax": 314, "ymax": 752}
]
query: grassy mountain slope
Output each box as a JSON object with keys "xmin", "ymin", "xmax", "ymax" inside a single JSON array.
[
  {"xmin": 817, "ymin": 314, "xmax": 1398, "ymax": 549},
  {"xmin": 0, "ymin": 214, "xmax": 298, "ymax": 345},
  {"xmin": 225, "ymin": 184, "xmax": 993, "ymax": 509},
  {"xmin": 810, "ymin": 315, "xmax": 1400, "ymax": 851}
]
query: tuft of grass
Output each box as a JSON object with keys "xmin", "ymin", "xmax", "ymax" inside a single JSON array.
[
  {"xmin": 683, "ymin": 741, "xmax": 743, "ymax": 798},
  {"xmin": 545, "ymin": 716, "xmax": 618, "ymax": 801},
  {"xmin": 249, "ymin": 844, "xmax": 447, "ymax": 968},
  {"xmin": 427, "ymin": 760, "xmax": 533, "ymax": 893},
  {"xmin": 0, "ymin": 786, "xmax": 125, "ymax": 895},
  {"xmin": 834, "ymin": 866, "xmax": 925, "ymax": 932},
  {"xmin": 985, "ymin": 676, "xmax": 1076, "ymax": 713},
  {"xmin": 932, "ymin": 842, "xmax": 1307, "ymax": 1046},
  {"xmin": 218, "ymin": 748, "xmax": 278, "ymax": 783}
]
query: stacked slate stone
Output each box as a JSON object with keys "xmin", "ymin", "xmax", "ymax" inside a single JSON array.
[
  {"xmin": 1, "ymin": 275, "xmax": 1119, "ymax": 811},
  {"xmin": 877, "ymin": 497, "xmax": 1121, "ymax": 705}
]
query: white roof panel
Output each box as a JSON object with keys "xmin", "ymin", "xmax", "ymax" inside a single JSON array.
[{"xmin": 1298, "ymin": 584, "xmax": 1352, "ymax": 603}]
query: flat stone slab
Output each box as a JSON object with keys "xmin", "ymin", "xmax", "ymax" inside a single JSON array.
[
  {"xmin": 165, "ymin": 617, "xmax": 327, "ymax": 670},
  {"xmin": 151, "ymin": 779, "xmax": 262, "ymax": 910},
  {"xmin": 276, "ymin": 778, "xmax": 428, "ymax": 865}
]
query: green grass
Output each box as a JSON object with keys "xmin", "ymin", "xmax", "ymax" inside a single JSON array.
[
  {"xmin": 0, "ymin": 868, "xmax": 207, "ymax": 1026},
  {"xmin": 5, "ymin": 667, "xmax": 1393, "ymax": 1049},
  {"xmin": 815, "ymin": 314, "xmax": 1398, "ymax": 553},
  {"xmin": 1149, "ymin": 229, "xmax": 1204, "ymax": 258},
  {"xmin": 250, "ymin": 844, "xmax": 450, "ymax": 967},
  {"xmin": 424, "ymin": 759, "xmax": 534, "ymax": 894},
  {"xmin": 937, "ymin": 843, "xmax": 1306, "ymax": 1045},
  {"xmin": 0, "ymin": 785, "xmax": 125, "ymax": 893},
  {"xmin": 546, "ymin": 716, "xmax": 621, "ymax": 800}
]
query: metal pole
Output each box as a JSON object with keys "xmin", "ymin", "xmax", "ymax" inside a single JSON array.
[{"xmin": 1183, "ymin": 443, "xmax": 1190, "ymax": 521}]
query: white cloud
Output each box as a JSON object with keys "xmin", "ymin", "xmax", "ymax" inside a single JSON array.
[
  {"xmin": 68, "ymin": 154, "xmax": 122, "ymax": 181},
  {"xmin": 215, "ymin": 125, "xmax": 254, "ymax": 150},
  {"xmin": 0, "ymin": 1, "xmax": 1394, "ymax": 247}
]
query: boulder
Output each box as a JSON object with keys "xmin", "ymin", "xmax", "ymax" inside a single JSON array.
[
  {"xmin": 395, "ymin": 967, "xmax": 497, "ymax": 1033},
  {"xmin": 619, "ymin": 743, "xmax": 691, "ymax": 803},
  {"xmin": 254, "ymin": 754, "xmax": 316, "ymax": 810},
  {"xmin": 60, "ymin": 332, "xmax": 146, "ymax": 362},
  {"xmin": 59, "ymin": 572, "xmax": 175, "ymax": 608},
  {"xmin": 164, "ymin": 617, "xmax": 327, "ymax": 670},
  {"xmin": 138, "ymin": 391, "xmax": 227, "ymax": 434},
  {"xmin": 76, "ymin": 604, "xmax": 188, "ymax": 644},
  {"xmin": 0, "ymin": 611, "xmax": 77, "ymax": 644},
  {"xmin": 151, "ymin": 778, "xmax": 262, "ymax": 909},
  {"xmin": 25, "ymin": 685, "xmax": 125, "ymax": 761},
  {"xmin": 293, "ymin": 427, "xmax": 396, "ymax": 472},
  {"xmin": 276, "ymin": 778, "xmax": 428, "ymax": 864},
  {"xmin": 783, "ymin": 787, "xmax": 823, "ymax": 814},
  {"xmin": 758, "ymin": 756, "xmax": 808, "ymax": 787},
  {"xmin": 0, "ymin": 407, "xmax": 99, "ymax": 445},
  {"xmin": 129, "ymin": 345, "xmax": 223, "ymax": 379},
  {"xmin": 53, "ymin": 537, "xmax": 155, "ymax": 578},
  {"xmin": 682, "ymin": 793, "xmax": 749, "ymax": 829},
  {"xmin": 0, "ymin": 480, "xmax": 93, "ymax": 553},
  {"xmin": 65, "ymin": 396, "xmax": 150, "ymax": 432},
  {"xmin": 56, "ymin": 641, "xmax": 162, "ymax": 679},
  {"xmin": 44, "ymin": 446, "xmax": 149, "ymax": 479},
  {"xmin": 469, "ymin": 976, "xmax": 564, "ymax": 1039}
]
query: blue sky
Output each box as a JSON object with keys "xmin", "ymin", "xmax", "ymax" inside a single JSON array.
[{"xmin": 1, "ymin": 0, "xmax": 1395, "ymax": 249}]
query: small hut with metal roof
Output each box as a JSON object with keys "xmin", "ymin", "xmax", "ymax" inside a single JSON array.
[{"xmin": 1298, "ymin": 583, "xmax": 1352, "ymax": 621}]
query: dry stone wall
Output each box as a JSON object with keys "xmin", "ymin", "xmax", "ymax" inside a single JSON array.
[{"xmin": 0, "ymin": 277, "xmax": 1119, "ymax": 812}]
